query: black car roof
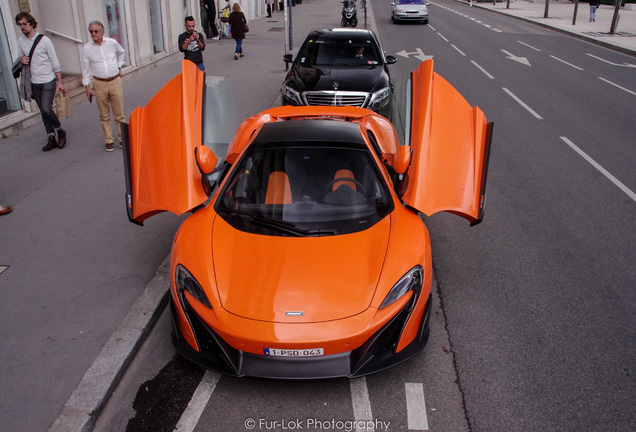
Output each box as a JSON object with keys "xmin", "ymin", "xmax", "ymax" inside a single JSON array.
[
  {"xmin": 253, "ymin": 119, "xmax": 366, "ymax": 147},
  {"xmin": 308, "ymin": 28, "xmax": 376, "ymax": 40}
]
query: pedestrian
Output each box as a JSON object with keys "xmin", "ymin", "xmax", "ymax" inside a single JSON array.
[
  {"xmin": 179, "ymin": 16, "xmax": 206, "ymax": 71},
  {"xmin": 203, "ymin": 0, "xmax": 220, "ymax": 40},
  {"xmin": 228, "ymin": 3, "xmax": 248, "ymax": 60},
  {"xmin": 0, "ymin": 205, "xmax": 11, "ymax": 216},
  {"xmin": 81, "ymin": 21, "xmax": 126, "ymax": 152},
  {"xmin": 14, "ymin": 12, "xmax": 67, "ymax": 152},
  {"xmin": 589, "ymin": 0, "xmax": 600, "ymax": 22}
]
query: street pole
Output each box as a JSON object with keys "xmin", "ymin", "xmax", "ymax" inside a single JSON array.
[
  {"xmin": 610, "ymin": 0, "xmax": 621, "ymax": 34},
  {"xmin": 572, "ymin": 0, "xmax": 579, "ymax": 25},
  {"xmin": 544, "ymin": 0, "xmax": 550, "ymax": 18},
  {"xmin": 288, "ymin": 0, "xmax": 293, "ymax": 50}
]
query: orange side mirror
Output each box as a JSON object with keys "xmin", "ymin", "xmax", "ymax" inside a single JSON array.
[
  {"xmin": 393, "ymin": 146, "xmax": 412, "ymax": 175},
  {"xmin": 195, "ymin": 145, "xmax": 218, "ymax": 175}
]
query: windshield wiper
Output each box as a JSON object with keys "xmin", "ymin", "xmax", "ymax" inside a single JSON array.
[{"xmin": 249, "ymin": 214, "xmax": 336, "ymax": 237}]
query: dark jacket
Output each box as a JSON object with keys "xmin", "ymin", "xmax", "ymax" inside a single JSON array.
[{"xmin": 228, "ymin": 11, "xmax": 247, "ymax": 39}]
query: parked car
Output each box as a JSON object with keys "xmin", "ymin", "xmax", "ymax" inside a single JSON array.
[
  {"xmin": 281, "ymin": 28, "xmax": 396, "ymax": 119},
  {"xmin": 123, "ymin": 60, "xmax": 493, "ymax": 379},
  {"xmin": 391, "ymin": 0, "xmax": 429, "ymax": 24}
]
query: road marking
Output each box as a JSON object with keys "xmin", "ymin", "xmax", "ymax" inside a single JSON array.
[
  {"xmin": 550, "ymin": 55, "xmax": 583, "ymax": 71},
  {"xmin": 471, "ymin": 60, "xmax": 495, "ymax": 79},
  {"xmin": 502, "ymin": 87, "xmax": 543, "ymax": 119},
  {"xmin": 598, "ymin": 77, "xmax": 636, "ymax": 96},
  {"xmin": 350, "ymin": 377, "xmax": 375, "ymax": 432},
  {"xmin": 405, "ymin": 383, "xmax": 429, "ymax": 431},
  {"xmin": 586, "ymin": 53, "xmax": 636, "ymax": 68},
  {"xmin": 560, "ymin": 137, "xmax": 636, "ymax": 202},
  {"xmin": 437, "ymin": 32, "xmax": 449, "ymax": 42},
  {"xmin": 174, "ymin": 370, "xmax": 221, "ymax": 432},
  {"xmin": 517, "ymin": 40, "xmax": 541, "ymax": 52},
  {"xmin": 451, "ymin": 44, "xmax": 466, "ymax": 56},
  {"xmin": 501, "ymin": 50, "xmax": 531, "ymax": 66},
  {"xmin": 396, "ymin": 48, "xmax": 433, "ymax": 62}
]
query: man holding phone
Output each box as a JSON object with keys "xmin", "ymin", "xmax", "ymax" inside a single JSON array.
[
  {"xmin": 179, "ymin": 16, "xmax": 206, "ymax": 71},
  {"xmin": 81, "ymin": 20, "xmax": 126, "ymax": 152}
]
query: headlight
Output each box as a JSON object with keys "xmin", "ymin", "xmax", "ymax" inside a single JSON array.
[
  {"xmin": 380, "ymin": 266, "xmax": 423, "ymax": 310},
  {"xmin": 368, "ymin": 86, "xmax": 391, "ymax": 111},
  {"xmin": 175, "ymin": 264, "xmax": 212, "ymax": 308},
  {"xmin": 281, "ymin": 84, "xmax": 303, "ymax": 105}
]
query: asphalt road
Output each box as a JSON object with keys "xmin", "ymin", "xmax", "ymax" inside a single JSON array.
[{"xmin": 11, "ymin": 1, "xmax": 634, "ymax": 431}]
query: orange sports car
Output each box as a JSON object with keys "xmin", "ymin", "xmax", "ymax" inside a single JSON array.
[{"xmin": 123, "ymin": 60, "xmax": 492, "ymax": 379}]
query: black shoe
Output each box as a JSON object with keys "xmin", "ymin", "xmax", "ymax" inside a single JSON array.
[
  {"xmin": 57, "ymin": 129, "xmax": 67, "ymax": 149},
  {"xmin": 43, "ymin": 136, "xmax": 58, "ymax": 152}
]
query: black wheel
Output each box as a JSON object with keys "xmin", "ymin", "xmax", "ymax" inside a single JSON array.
[{"xmin": 341, "ymin": 17, "xmax": 347, "ymax": 27}]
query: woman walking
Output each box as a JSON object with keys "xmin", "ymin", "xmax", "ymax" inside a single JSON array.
[{"xmin": 228, "ymin": 3, "xmax": 247, "ymax": 60}]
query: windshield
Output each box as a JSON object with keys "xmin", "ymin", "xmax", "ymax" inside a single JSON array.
[
  {"xmin": 397, "ymin": 0, "xmax": 425, "ymax": 4},
  {"xmin": 215, "ymin": 142, "xmax": 393, "ymax": 236},
  {"xmin": 297, "ymin": 35, "xmax": 381, "ymax": 66}
]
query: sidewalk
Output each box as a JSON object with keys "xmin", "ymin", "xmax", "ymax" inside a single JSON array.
[
  {"xmin": 3, "ymin": 1, "xmax": 627, "ymax": 432},
  {"xmin": 467, "ymin": 0, "xmax": 636, "ymax": 56}
]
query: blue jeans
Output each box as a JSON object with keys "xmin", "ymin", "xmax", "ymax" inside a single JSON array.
[
  {"xmin": 31, "ymin": 79, "xmax": 61, "ymax": 135},
  {"xmin": 197, "ymin": 63, "xmax": 205, "ymax": 72},
  {"xmin": 235, "ymin": 38, "xmax": 243, "ymax": 54}
]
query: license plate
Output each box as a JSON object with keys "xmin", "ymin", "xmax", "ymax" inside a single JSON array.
[{"xmin": 264, "ymin": 348, "xmax": 324, "ymax": 357}]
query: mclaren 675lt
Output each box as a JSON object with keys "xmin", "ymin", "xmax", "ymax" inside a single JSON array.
[{"xmin": 122, "ymin": 60, "xmax": 493, "ymax": 379}]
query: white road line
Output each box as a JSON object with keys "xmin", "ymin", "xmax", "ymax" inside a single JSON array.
[
  {"xmin": 428, "ymin": 25, "xmax": 437, "ymax": 31},
  {"xmin": 502, "ymin": 87, "xmax": 543, "ymax": 119},
  {"xmin": 350, "ymin": 377, "xmax": 375, "ymax": 432},
  {"xmin": 174, "ymin": 370, "xmax": 221, "ymax": 432},
  {"xmin": 471, "ymin": 60, "xmax": 494, "ymax": 79},
  {"xmin": 437, "ymin": 32, "xmax": 449, "ymax": 42},
  {"xmin": 451, "ymin": 44, "xmax": 466, "ymax": 56},
  {"xmin": 518, "ymin": 40, "xmax": 541, "ymax": 51},
  {"xmin": 560, "ymin": 137, "xmax": 636, "ymax": 202},
  {"xmin": 550, "ymin": 55, "xmax": 583, "ymax": 71},
  {"xmin": 598, "ymin": 77, "xmax": 636, "ymax": 96},
  {"xmin": 405, "ymin": 383, "xmax": 429, "ymax": 431}
]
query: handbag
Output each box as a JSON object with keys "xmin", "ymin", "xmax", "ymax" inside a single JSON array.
[
  {"xmin": 13, "ymin": 34, "xmax": 43, "ymax": 78},
  {"xmin": 243, "ymin": 22, "xmax": 249, "ymax": 33},
  {"xmin": 55, "ymin": 91, "xmax": 72, "ymax": 119}
]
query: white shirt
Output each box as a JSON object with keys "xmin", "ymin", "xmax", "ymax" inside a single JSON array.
[
  {"xmin": 81, "ymin": 37, "xmax": 125, "ymax": 86},
  {"xmin": 17, "ymin": 32, "xmax": 61, "ymax": 84}
]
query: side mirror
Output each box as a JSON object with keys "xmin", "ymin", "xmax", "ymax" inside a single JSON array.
[
  {"xmin": 195, "ymin": 145, "xmax": 218, "ymax": 176},
  {"xmin": 283, "ymin": 53, "xmax": 293, "ymax": 63},
  {"xmin": 385, "ymin": 54, "xmax": 397, "ymax": 65},
  {"xmin": 393, "ymin": 146, "xmax": 412, "ymax": 175}
]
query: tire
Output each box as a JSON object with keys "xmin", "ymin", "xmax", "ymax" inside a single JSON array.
[{"xmin": 341, "ymin": 17, "xmax": 347, "ymax": 27}]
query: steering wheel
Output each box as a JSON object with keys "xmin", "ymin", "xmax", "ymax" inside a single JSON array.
[{"xmin": 324, "ymin": 177, "xmax": 366, "ymax": 196}]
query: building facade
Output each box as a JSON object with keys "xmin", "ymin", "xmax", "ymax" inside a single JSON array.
[{"xmin": 0, "ymin": 0, "xmax": 265, "ymax": 135}]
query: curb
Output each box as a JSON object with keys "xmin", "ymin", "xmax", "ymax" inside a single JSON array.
[{"xmin": 463, "ymin": 0, "xmax": 636, "ymax": 57}]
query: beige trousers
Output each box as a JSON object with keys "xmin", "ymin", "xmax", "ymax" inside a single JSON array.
[{"xmin": 92, "ymin": 76, "xmax": 125, "ymax": 144}]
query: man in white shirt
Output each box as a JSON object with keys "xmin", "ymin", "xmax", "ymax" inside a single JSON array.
[
  {"xmin": 15, "ymin": 12, "xmax": 67, "ymax": 151},
  {"xmin": 81, "ymin": 21, "xmax": 126, "ymax": 152}
]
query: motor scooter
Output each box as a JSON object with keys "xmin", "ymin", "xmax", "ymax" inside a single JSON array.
[{"xmin": 341, "ymin": 0, "xmax": 358, "ymax": 27}]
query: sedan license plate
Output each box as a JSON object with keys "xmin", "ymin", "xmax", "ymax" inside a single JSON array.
[{"xmin": 264, "ymin": 348, "xmax": 324, "ymax": 357}]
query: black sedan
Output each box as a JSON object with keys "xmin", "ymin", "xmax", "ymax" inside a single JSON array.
[{"xmin": 281, "ymin": 28, "xmax": 396, "ymax": 119}]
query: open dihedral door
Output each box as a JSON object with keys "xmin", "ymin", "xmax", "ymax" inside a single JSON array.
[
  {"xmin": 402, "ymin": 60, "xmax": 493, "ymax": 226},
  {"xmin": 122, "ymin": 60, "xmax": 209, "ymax": 225}
]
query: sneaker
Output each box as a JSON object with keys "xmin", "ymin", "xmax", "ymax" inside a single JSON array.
[
  {"xmin": 105, "ymin": 143, "xmax": 114, "ymax": 152},
  {"xmin": 212, "ymin": 36, "xmax": 220, "ymax": 40},
  {"xmin": 234, "ymin": 53, "xmax": 239, "ymax": 60},
  {"xmin": 43, "ymin": 135, "xmax": 58, "ymax": 152},
  {"xmin": 240, "ymin": 53, "xmax": 244, "ymax": 57},
  {"xmin": 0, "ymin": 205, "xmax": 12, "ymax": 216},
  {"xmin": 57, "ymin": 129, "xmax": 67, "ymax": 149}
]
